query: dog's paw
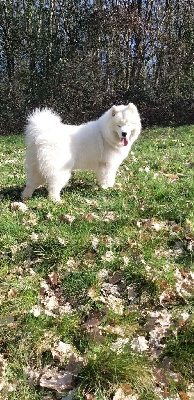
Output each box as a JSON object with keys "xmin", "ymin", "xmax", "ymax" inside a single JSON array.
[
  {"xmin": 101, "ymin": 183, "xmax": 114, "ymax": 189},
  {"xmin": 49, "ymin": 195, "xmax": 62, "ymax": 203},
  {"xmin": 21, "ymin": 189, "xmax": 31, "ymax": 200}
]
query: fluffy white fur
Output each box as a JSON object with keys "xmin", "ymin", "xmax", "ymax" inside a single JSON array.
[{"xmin": 22, "ymin": 103, "xmax": 141, "ymax": 202}]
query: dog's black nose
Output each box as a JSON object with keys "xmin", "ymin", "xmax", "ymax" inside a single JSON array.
[{"xmin": 122, "ymin": 132, "xmax": 127, "ymax": 137}]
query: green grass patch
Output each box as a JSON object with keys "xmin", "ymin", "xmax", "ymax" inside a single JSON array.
[{"xmin": 0, "ymin": 125, "xmax": 194, "ymax": 399}]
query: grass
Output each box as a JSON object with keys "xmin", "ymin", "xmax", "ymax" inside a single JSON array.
[{"xmin": 0, "ymin": 125, "xmax": 194, "ymax": 399}]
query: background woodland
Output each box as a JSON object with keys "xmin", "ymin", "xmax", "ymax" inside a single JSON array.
[{"xmin": 0, "ymin": 0, "xmax": 194, "ymax": 134}]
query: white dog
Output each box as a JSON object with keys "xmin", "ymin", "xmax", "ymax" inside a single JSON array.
[{"xmin": 22, "ymin": 103, "xmax": 141, "ymax": 202}]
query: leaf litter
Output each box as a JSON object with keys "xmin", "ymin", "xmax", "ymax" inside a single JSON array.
[
  {"xmin": 3, "ymin": 131, "xmax": 194, "ymax": 399},
  {"xmin": 30, "ymin": 279, "xmax": 73, "ymax": 318},
  {"xmin": 25, "ymin": 341, "xmax": 83, "ymax": 392}
]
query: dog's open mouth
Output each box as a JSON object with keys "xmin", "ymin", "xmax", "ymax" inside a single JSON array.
[{"xmin": 121, "ymin": 138, "xmax": 128, "ymax": 146}]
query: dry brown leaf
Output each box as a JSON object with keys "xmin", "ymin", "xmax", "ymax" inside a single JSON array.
[
  {"xmin": 159, "ymin": 289, "xmax": 177, "ymax": 306},
  {"xmin": 171, "ymin": 224, "xmax": 183, "ymax": 232},
  {"xmin": 185, "ymin": 235, "xmax": 194, "ymax": 252},
  {"xmin": 48, "ymin": 271, "xmax": 59, "ymax": 286},
  {"xmin": 107, "ymin": 295, "xmax": 124, "ymax": 315},
  {"xmin": 11, "ymin": 202, "xmax": 28, "ymax": 212},
  {"xmin": 23, "ymin": 212, "xmax": 38, "ymax": 227},
  {"xmin": 102, "ymin": 211, "xmax": 117, "ymax": 222},
  {"xmin": 113, "ymin": 388, "xmax": 138, "ymax": 400},
  {"xmin": 58, "ymin": 237, "xmax": 68, "ymax": 245},
  {"xmin": 86, "ymin": 317, "xmax": 100, "ymax": 328},
  {"xmin": 187, "ymin": 384, "xmax": 194, "ymax": 399},
  {"xmin": 46, "ymin": 212, "xmax": 53, "ymax": 220},
  {"xmin": 83, "ymin": 212, "xmax": 99, "ymax": 221},
  {"xmin": 184, "ymin": 219, "xmax": 192, "ymax": 234},
  {"xmin": 85, "ymin": 310, "xmax": 105, "ymax": 344},
  {"xmin": 85, "ymin": 394, "xmax": 95, "ymax": 400},
  {"xmin": 50, "ymin": 341, "xmax": 83, "ymax": 371},
  {"xmin": 59, "ymin": 214, "xmax": 75, "ymax": 224},
  {"xmin": 179, "ymin": 391, "xmax": 190, "ymax": 400},
  {"xmin": 87, "ymin": 326, "xmax": 105, "ymax": 344},
  {"xmin": 101, "ymin": 251, "xmax": 114, "ymax": 262},
  {"xmin": 66, "ymin": 257, "xmax": 79, "ymax": 271},
  {"xmin": 100, "ymin": 325, "xmax": 125, "ymax": 336},
  {"xmin": 101, "ymin": 235, "xmax": 113, "ymax": 245},
  {"xmin": 32, "ymin": 280, "xmax": 72, "ymax": 317},
  {"xmin": 121, "ymin": 384, "xmax": 133, "ymax": 395},
  {"xmin": 97, "ymin": 269, "xmax": 109, "ymax": 282},
  {"xmin": 158, "ymin": 171, "xmax": 185, "ymax": 182},
  {"xmin": 127, "ymin": 285, "xmax": 139, "ymax": 304},
  {"xmin": 40, "ymin": 369, "xmax": 73, "ymax": 392},
  {"xmin": 101, "ymin": 282, "xmax": 120, "ymax": 297},
  {"xmin": 163, "ymin": 173, "xmax": 179, "ymax": 180},
  {"xmin": 86, "ymin": 251, "xmax": 96, "ymax": 259},
  {"xmin": 152, "ymin": 366, "xmax": 170, "ymax": 387},
  {"xmin": 145, "ymin": 310, "xmax": 173, "ymax": 356},
  {"xmin": 26, "ymin": 340, "xmax": 83, "ymax": 392},
  {"xmin": 51, "ymin": 342, "xmax": 73, "ymax": 363},
  {"xmin": 131, "ymin": 336, "xmax": 149, "ymax": 352},
  {"xmin": 175, "ymin": 268, "xmax": 194, "ymax": 299},
  {"xmin": 137, "ymin": 218, "xmax": 167, "ymax": 231},
  {"xmin": 24, "ymin": 366, "xmax": 40, "ymax": 384},
  {"xmin": 7, "ymin": 288, "xmax": 18, "ymax": 299},
  {"xmin": 84, "ymin": 198, "xmax": 99, "ymax": 207},
  {"xmin": 109, "ymin": 272, "xmax": 123, "ymax": 285}
]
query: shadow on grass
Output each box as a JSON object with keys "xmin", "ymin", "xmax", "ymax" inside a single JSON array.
[
  {"xmin": 0, "ymin": 185, "xmax": 50, "ymax": 201},
  {"xmin": 1, "ymin": 177, "xmax": 97, "ymax": 202},
  {"xmin": 62, "ymin": 179, "xmax": 95, "ymax": 195},
  {"xmin": 0, "ymin": 185, "xmax": 23, "ymax": 201}
]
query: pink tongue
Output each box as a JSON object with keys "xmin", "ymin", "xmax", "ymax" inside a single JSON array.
[{"xmin": 121, "ymin": 138, "xmax": 128, "ymax": 146}]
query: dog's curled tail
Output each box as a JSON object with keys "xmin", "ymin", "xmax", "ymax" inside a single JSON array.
[{"xmin": 25, "ymin": 108, "xmax": 62, "ymax": 140}]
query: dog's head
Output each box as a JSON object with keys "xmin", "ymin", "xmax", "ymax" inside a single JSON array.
[{"xmin": 111, "ymin": 103, "xmax": 141, "ymax": 147}]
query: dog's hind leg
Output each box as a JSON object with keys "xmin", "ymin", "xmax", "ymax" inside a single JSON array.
[
  {"xmin": 22, "ymin": 169, "xmax": 45, "ymax": 199},
  {"xmin": 47, "ymin": 170, "xmax": 71, "ymax": 202}
]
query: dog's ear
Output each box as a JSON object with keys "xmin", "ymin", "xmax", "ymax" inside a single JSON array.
[
  {"xmin": 112, "ymin": 106, "xmax": 117, "ymax": 116},
  {"xmin": 128, "ymin": 103, "xmax": 138, "ymax": 114}
]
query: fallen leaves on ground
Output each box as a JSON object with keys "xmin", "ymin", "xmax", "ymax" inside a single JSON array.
[
  {"xmin": 145, "ymin": 309, "xmax": 173, "ymax": 356},
  {"xmin": 47, "ymin": 271, "xmax": 60, "ymax": 286},
  {"xmin": 40, "ymin": 369, "xmax": 73, "ymax": 392},
  {"xmin": 59, "ymin": 214, "xmax": 76, "ymax": 224},
  {"xmin": 30, "ymin": 279, "xmax": 73, "ymax": 318},
  {"xmin": 159, "ymin": 268, "xmax": 194, "ymax": 306},
  {"xmin": 0, "ymin": 354, "xmax": 15, "ymax": 393},
  {"xmin": 101, "ymin": 250, "xmax": 114, "ymax": 262},
  {"xmin": 131, "ymin": 336, "xmax": 149, "ymax": 352},
  {"xmin": 11, "ymin": 201, "xmax": 28, "ymax": 212},
  {"xmin": 113, "ymin": 388, "xmax": 138, "ymax": 400},
  {"xmin": 102, "ymin": 211, "xmax": 117, "ymax": 222},
  {"xmin": 80, "ymin": 212, "xmax": 100, "ymax": 221},
  {"xmin": 84, "ymin": 198, "xmax": 99, "ymax": 207},
  {"xmin": 137, "ymin": 218, "xmax": 167, "ymax": 231},
  {"xmin": 174, "ymin": 268, "xmax": 194, "ymax": 300},
  {"xmin": 153, "ymin": 171, "xmax": 185, "ymax": 182},
  {"xmin": 25, "ymin": 341, "xmax": 83, "ymax": 392}
]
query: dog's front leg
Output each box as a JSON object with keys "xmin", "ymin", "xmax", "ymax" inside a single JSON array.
[{"xmin": 96, "ymin": 162, "xmax": 117, "ymax": 189}]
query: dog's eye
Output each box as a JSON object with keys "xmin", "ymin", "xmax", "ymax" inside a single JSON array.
[{"xmin": 117, "ymin": 125, "xmax": 121, "ymax": 128}]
